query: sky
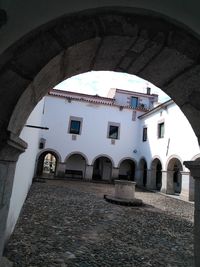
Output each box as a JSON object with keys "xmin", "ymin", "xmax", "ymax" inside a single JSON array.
[{"xmin": 55, "ymin": 71, "xmax": 170, "ymax": 103}]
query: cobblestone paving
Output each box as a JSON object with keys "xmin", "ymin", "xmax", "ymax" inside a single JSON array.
[{"xmin": 4, "ymin": 180, "xmax": 194, "ymax": 267}]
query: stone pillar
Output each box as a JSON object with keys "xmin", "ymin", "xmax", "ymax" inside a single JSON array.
[
  {"xmin": 184, "ymin": 161, "xmax": 200, "ymax": 267},
  {"xmin": 161, "ymin": 171, "xmax": 167, "ymax": 193},
  {"xmin": 111, "ymin": 167, "xmax": 119, "ymax": 181},
  {"xmin": 146, "ymin": 170, "xmax": 154, "ymax": 190},
  {"xmin": 189, "ymin": 175, "xmax": 195, "ymax": 202},
  {"xmin": 166, "ymin": 170, "xmax": 175, "ymax": 194},
  {"xmin": 134, "ymin": 169, "xmax": 141, "ymax": 185},
  {"xmin": 180, "ymin": 171, "xmax": 190, "ymax": 200},
  {"xmin": 56, "ymin": 162, "xmax": 66, "ymax": 177},
  {"xmin": 85, "ymin": 165, "xmax": 93, "ymax": 180},
  {"xmin": 0, "ymin": 133, "xmax": 27, "ymax": 264}
]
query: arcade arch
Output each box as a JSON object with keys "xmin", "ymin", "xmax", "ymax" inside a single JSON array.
[
  {"xmin": 65, "ymin": 152, "xmax": 88, "ymax": 179},
  {"xmin": 36, "ymin": 149, "xmax": 60, "ymax": 178},
  {"xmin": 92, "ymin": 155, "xmax": 113, "ymax": 181},
  {"xmin": 150, "ymin": 158, "xmax": 163, "ymax": 191},
  {"xmin": 118, "ymin": 158, "xmax": 136, "ymax": 181},
  {"xmin": 166, "ymin": 156, "xmax": 183, "ymax": 194}
]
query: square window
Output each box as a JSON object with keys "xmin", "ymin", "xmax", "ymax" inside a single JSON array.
[
  {"xmin": 158, "ymin": 122, "xmax": 164, "ymax": 138},
  {"xmin": 107, "ymin": 122, "xmax": 120, "ymax": 140},
  {"xmin": 143, "ymin": 127, "xmax": 147, "ymax": 141},
  {"xmin": 109, "ymin": 125, "xmax": 119, "ymax": 139},
  {"xmin": 68, "ymin": 116, "xmax": 83, "ymax": 135},
  {"xmin": 70, "ymin": 120, "xmax": 80, "ymax": 134}
]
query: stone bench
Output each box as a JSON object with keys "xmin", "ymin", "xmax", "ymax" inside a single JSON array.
[{"xmin": 65, "ymin": 169, "xmax": 83, "ymax": 178}]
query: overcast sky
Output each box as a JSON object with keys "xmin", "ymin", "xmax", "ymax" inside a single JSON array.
[{"xmin": 55, "ymin": 71, "xmax": 170, "ymax": 103}]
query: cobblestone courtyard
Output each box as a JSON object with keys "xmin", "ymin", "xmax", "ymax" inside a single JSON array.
[{"xmin": 4, "ymin": 180, "xmax": 194, "ymax": 267}]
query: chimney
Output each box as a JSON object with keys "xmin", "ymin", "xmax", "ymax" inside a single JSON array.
[{"xmin": 147, "ymin": 87, "xmax": 151, "ymax": 95}]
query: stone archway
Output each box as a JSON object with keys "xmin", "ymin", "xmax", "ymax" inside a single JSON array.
[
  {"xmin": 92, "ymin": 156, "xmax": 113, "ymax": 181},
  {"xmin": 138, "ymin": 158, "xmax": 148, "ymax": 187},
  {"xmin": 151, "ymin": 158, "xmax": 162, "ymax": 191},
  {"xmin": 118, "ymin": 158, "xmax": 136, "ymax": 181},
  {"xmin": 166, "ymin": 157, "xmax": 183, "ymax": 194},
  {"xmin": 1, "ymin": 7, "xmax": 200, "ymax": 265},
  {"xmin": 36, "ymin": 151, "xmax": 58, "ymax": 178},
  {"xmin": 65, "ymin": 153, "xmax": 87, "ymax": 179},
  {"xmin": 1, "ymin": 8, "xmax": 200, "ymax": 144}
]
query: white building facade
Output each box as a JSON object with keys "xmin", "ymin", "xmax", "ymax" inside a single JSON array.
[
  {"xmin": 36, "ymin": 88, "xmax": 156, "ymax": 182},
  {"xmin": 137, "ymin": 100, "xmax": 200, "ymax": 201},
  {"xmin": 5, "ymin": 87, "xmax": 199, "ymax": 243},
  {"xmin": 33, "ymin": 88, "xmax": 199, "ymax": 202}
]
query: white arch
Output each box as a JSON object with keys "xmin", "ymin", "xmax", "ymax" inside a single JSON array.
[
  {"xmin": 191, "ymin": 153, "xmax": 200, "ymax": 161},
  {"xmin": 150, "ymin": 156, "xmax": 163, "ymax": 170},
  {"xmin": 117, "ymin": 157, "xmax": 137, "ymax": 169},
  {"xmin": 165, "ymin": 154, "xmax": 183, "ymax": 171},
  {"xmin": 36, "ymin": 148, "xmax": 62, "ymax": 162},
  {"xmin": 64, "ymin": 151, "xmax": 89, "ymax": 165},
  {"xmin": 92, "ymin": 154, "xmax": 115, "ymax": 167}
]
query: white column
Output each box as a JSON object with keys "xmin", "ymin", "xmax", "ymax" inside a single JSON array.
[
  {"xmin": 161, "ymin": 171, "xmax": 167, "ymax": 193},
  {"xmin": 56, "ymin": 162, "xmax": 66, "ymax": 177},
  {"xmin": 111, "ymin": 167, "xmax": 119, "ymax": 181},
  {"xmin": 85, "ymin": 165, "xmax": 93, "ymax": 180},
  {"xmin": 146, "ymin": 170, "xmax": 155, "ymax": 190},
  {"xmin": 134, "ymin": 169, "xmax": 142, "ymax": 185},
  {"xmin": 166, "ymin": 170, "xmax": 175, "ymax": 194},
  {"xmin": 180, "ymin": 171, "xmax": 190, "ymax": 200}
]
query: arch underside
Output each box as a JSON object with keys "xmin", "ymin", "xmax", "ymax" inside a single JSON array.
[
  {"xmin": 1, "ymin": 8, "xmax": 200, "ymax": 149},
  {"xmin": 36, "ymin": 151, "xmax": 59, "ymax": 177},
  {"xmin": 119, "ymin": 159, "xmax": 135, "ymax": 180},
  {"xmin": 167, "ymin": 157, "xmax": 183, "ymax": 171}
]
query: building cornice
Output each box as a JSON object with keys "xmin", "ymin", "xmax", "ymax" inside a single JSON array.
[
  {"xmin": 115, "ymin": 88, "xmax": 158, "ymax": 98},
  {"xmin": 138, "ymin": 99, "xmax": 173, "ymax": 119},
  {"xmin": 48, "ymin": 89, "xmax": 150, "ymax": 112}
]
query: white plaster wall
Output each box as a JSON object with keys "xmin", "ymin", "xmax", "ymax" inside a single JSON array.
[
  {"xmin": 114, "ymin": 92, "xmax": 130, "ymax": 106},
  {"xmin": 115, "ymin": 92, "xmax": 149, "ymax": 107},
  {"xmin": 39, "ymin": 96, "xmax": 142, "ymax": 166},
  {"xmin": 138, "ymin": 97, "xmax": 149, "ymax": 109},
  {"xmin": 5, "ymin": 99, "xmax": 44, "ymax": 241},
  {"xmin": 139, "ymin": 102, "xmax": 200, "ymax": 171}
]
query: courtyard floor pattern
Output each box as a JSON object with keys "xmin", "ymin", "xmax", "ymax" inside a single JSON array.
[{"xmin": 4, "ymin": 180, "xmax": 194, "ymax": 267}]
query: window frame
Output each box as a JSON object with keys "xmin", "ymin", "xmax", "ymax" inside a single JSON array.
[
  {"xmin": 130, "ymin": 96, "xmax": 138, "ymax": 108},
  {"xmin": 142, "ymin": 127, "xmax": 148, "ymax": 142},
  {"xmin": 107, "ymin": 122, "xmax": 120, "ymax": 140},
  {"xmin": 68, "ymin": 116, "xmax": 83, "ymax": 135},
  {"xmin": 158, "ymin": 121, "xmax": 165, "ymax": 139}
]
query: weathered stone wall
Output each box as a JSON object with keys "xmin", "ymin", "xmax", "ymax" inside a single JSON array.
[{"xmin": 0, "ymin": 10, "xmax": 199, "ymax": 147}]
